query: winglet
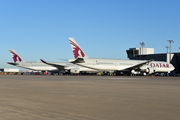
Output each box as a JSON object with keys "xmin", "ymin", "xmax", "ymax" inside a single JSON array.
[
  {"xmin": 40, "ymin": 59, "xmax": 46, "ymax": 63},
  {"xmin": 69, "ymin": 37, "xmax": 88, "ymax": 59}
]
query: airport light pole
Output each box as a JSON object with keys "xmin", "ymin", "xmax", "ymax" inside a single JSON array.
[
  {"xmin": 165, "ymin": 46, "xmax": 169, "ymax": 53},
  {"xmin": 167, "ymin": 40, "xmax": 174, "ymax": 63},
  {"xmin": 140, "ymin": 42, "xmax": 145, "ymax": 55}
]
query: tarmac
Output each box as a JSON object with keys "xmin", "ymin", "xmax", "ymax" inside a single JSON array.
[{"xmin": 0, "ymin": 75, "xmax": 180, "ymax": 120}]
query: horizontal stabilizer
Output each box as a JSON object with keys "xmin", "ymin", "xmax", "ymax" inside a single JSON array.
[
  {"xmin": 69, "ymin": 58, "xmax": 85, "ymax": 64},
  {"xmin": 57, "ymin": 58, "xmax": 68, "ymax": 61}
]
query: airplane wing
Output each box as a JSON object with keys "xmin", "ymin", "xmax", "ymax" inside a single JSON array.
[
  {"xmin": 123, "ymin": 59, "xmax": 154, "ymax": 71},
  {"xmin": 7, "ymin": 62, "xmax": 19, "ymax": 65},
  {"xmin": 40, "ymin": 59, "xmax": 67, "ymax": 70}
]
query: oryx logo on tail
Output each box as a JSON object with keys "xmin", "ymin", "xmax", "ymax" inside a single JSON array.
[
  {"xmin": 9, "ymin": 49, "xmax": 24, "ymax": 63},
  {"xmin": 69, "ymin": 38, "xmax": 88, "ymax": 59},
  {"xmin": 70, "ymin": 40, "xmax": 85, "ymax": 59}
]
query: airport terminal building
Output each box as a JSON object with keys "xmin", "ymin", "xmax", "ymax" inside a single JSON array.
[
  {"xmin": 126, "ymin": 47, "xmax": 180, "ymax": 72},
  {"xmin": 0, "ymin": 68, "xmax": 19, "ymax": 73}
]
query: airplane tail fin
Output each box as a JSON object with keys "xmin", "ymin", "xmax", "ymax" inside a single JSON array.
[
  {"xmin": 9, "ymin": 49, "xmax": 25, "ymax": 63},
  {"xmin": 69, "ymin": 37, "xmax": 89, "ymax": 59}
]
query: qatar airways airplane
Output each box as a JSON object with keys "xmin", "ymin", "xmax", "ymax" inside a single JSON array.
[
  {"xmin": 68, "ymin": 37, "xmax": 175, "ymax": 75},
  {"xmin": 7, "ymin": 49, "xmax": 96, "ymax": 74}
]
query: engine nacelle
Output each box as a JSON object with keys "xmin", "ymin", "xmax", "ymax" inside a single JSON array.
[
  {"xmin": 70, "ymin": 68, "xmax": 80, "ymax": 74},
  {"xmin": 146, "ymin": 68, "xmax": 157, "ymax": 75}
]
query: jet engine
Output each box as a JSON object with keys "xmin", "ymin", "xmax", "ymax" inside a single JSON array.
[
  {"xmin": 146, "ymin": 68, "xmax": 157, "ymax": 75},
  {"xmin": 70, "ymin": 68, "xmax": 80, "ymax": 74}
]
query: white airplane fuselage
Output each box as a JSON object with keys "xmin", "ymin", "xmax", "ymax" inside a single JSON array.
[
  {"xmin": 8, "ymin": 61, "xmax": 96, "ymax": 72},
  {"xmin": 69, "ymin": 58, "xmax": 174, "ymax": 73}
]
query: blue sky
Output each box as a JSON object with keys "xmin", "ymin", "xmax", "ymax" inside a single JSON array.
[{"xmin": 0, "ymin": 0, "xmax": 180, "ymax": 69}]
